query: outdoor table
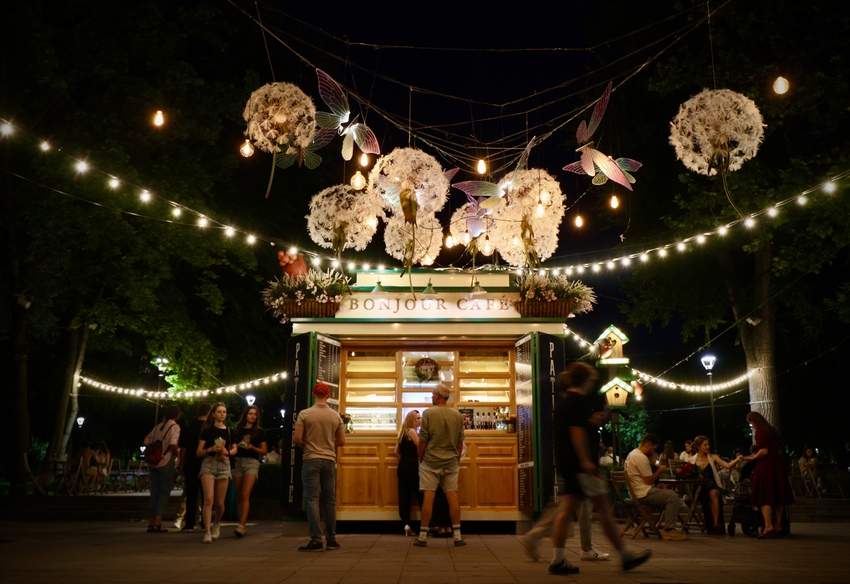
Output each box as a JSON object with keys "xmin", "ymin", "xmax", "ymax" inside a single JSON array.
[{"xmin": 658, "ymin": 477, "xmax": 706, "ymax": 533}]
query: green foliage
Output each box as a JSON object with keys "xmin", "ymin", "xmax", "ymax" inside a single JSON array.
[
  {"xmin": 514, "ymin": 273, "xmax": 597, "ymax": 315},
  {"xmin": 607, "ymin": 404, "xmax": 653, "ymax": 453},
  {"xmin": 262, "ymin": 269, "xmax": 350, "ymax": 317}
]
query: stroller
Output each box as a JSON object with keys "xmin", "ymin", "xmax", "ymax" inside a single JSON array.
[{"xmin": 727, "ymin": 463, "xmax": 791, "ymax": 537}]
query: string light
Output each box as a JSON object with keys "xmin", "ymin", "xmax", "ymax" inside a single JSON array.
[
  {"xmin": 477, "ymin": 159, "xmax": 487, "ymax": 174},
  {"xmin": 574, "ymin": 214, "xmax": 584, "ymax": 227},
  {"xmin": 80, "ymin": 371, "xmax": 287, "ymax": 400},
  {"xmin": 350, "ymin": 170, "xmax": 366, "ymax": 190},
  {"xmin": 139, "ymin": 190, "xmax": 151, "ymax": 203},
  {"xmin": 360, "ymin": 152, "xmax": 370, "ymax": 167},
  {"xmin": 610, "ymin": 194, "xmax": 619, "ymax": 209},
  {"xmin": 0, "ymin": 122, "xmax": 13, "ymax": 136},
  {"xmin": 75, "ymin": 160, "xmax": 89, "ymax": 173},
  {"xmin": 108, "ymin": 177, "xmax": 120, "ymax": 189},
  {"xmin": 445, "ymin": 234, "xmax": 455, "ymax": 248},
  {"xmin": 153, "ymin": 110, "xmax": 164, "ymax": 126},
  {"xmin": 40, "ymin": 141, "xmax": 51, "ymax": 151},
  {"xmin": 773, "ymin": 76, "xmax": 789, "ymax": 95}
]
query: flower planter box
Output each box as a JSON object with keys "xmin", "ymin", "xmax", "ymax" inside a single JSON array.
[
  {"xmin": 514, "ymin": 299, "xmax": 574, "ymax": 318},
  {"xmin": 278, "ymin": 300, "xmax": 340, "ymax": 319}
]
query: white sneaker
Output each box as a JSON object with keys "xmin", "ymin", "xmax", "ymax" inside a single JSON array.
[
  {"xmin": 580, "ymin": 548, "xmax": 610, "ymax": 561},
  {"xmin": 173, "ymin": 519, "xmax": 184, "ymax": 530},
  {"xmin": 202, "ymin": 532, "xmax": 212, "ymax": 544},
  {"xmin": 211, "ymin": 523, "xmax": 220, "ymax": 540},
  {"xmin": 521, "ymin": 535, "xmax": 541, "ymax": 561}
]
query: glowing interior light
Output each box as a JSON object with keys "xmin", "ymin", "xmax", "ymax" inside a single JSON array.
[
  {"xmin": 108, "ymin": 177, "xmax": 120, "ymax": 189},
  {"xmin": 172, "ymin": 207, "xmax": 181, "ymax": 217},
  {"xmin": 610, "ymin": 194, "xmax": 619, "ymax": 209},
  {"xmin": 745, "ymin": 218, "xmax": 756, "ymax": 228},
  {"xmin": 823, "ymin": 181, "xmax": 837, "ymax": 194},
  {"xmin": 239, "ymin": 139, "xmax": 254, "ymax": 157},
  {"xmin": 797, "ymin": 195, "xmax": 807, "ymax": 205},
  {"xmin": 539, "ymin": 189, "xmax": 550, "ymax": 204},
  {"xmin": 0, "ymin": 122, "xmax": 13, "ymax": 136},
  {"xmin": 40, "ymin": 141, "xmax": 51, "ymax": 151},
  {"xmin": 574, "ymin": 214, "xmax": 584, "ymax": 227},
  {"xmin": 773, "ymin": 76, "xmax": 789, "ymax": 95},
  {"xmin": 225, "ymin": 227, "xmax": 235, "ymax": 237},
  {"xmin": 477, "ymin": 159, "xmax": 487, "ymax": 174},
  {"xmin": 445, "ymin": 234, "xmax": 455, "ymax": 248},
  {"xmin": 198, "ymin": 217, "xmax": 208, "ymax": 227},
  {"xmin": 75, "ymin": 161, "xmax": 89, "ymax": 173},
  {"xmin": 481, "ymin": 237, "xmax": 493, "ymax": 256},
  {"xmin": 366, "ymin": 216, "xmax": 378, "ymax": 228},
  {"xmin": 154, "ymin": 110, "xmax": 164, "ymax": 126},
  {"xmin": 360, "ymin": 153, "xmax": 370, "ymax": 167},
  {"xmin": 246, "ymin": 235, "xmax": 256, "ymax": 244},
  {"xmin": 139, "ymin": 190, "xmax": 151, "ymax": 202}
]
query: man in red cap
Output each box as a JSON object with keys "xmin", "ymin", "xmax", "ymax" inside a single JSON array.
[{"xmin": 294, "ymin": 382, "xmax": 345, "ymax": 551}]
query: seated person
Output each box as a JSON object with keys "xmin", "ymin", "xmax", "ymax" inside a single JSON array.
[
  {"xmin": 264, "ymin": 446, "xmax": 281, "ymax": 464},
  {"xmin": 659, "ymin": 440, "xmax": 677, "ymax": 467},
  {"xmin": 79, "ymin": 443, "xmax": 99, "ymax": 488},
  {"xmin": 679, "ymin": 440, "xmax": 693, "ymax": 462},
  {"xmin": 689, "ymin": 435, "xmax": 741, "ymax": 535},
  {"xmin": 599, "ymin": 446, "xmax": 615, "ymax": 467},
  {"xmin": 94, "ymin": 442, "xmax": 111, "ymax": 479},
  {"xmin": 798, "ymin": 445, "xmax": 823, "ymax": 493},
  {"xmin": 624, "ymin": 433, "xmax": 687, "ymax": 540}
]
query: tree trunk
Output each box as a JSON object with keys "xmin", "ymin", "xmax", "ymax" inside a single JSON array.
[{"xmin": 49, "ymin": 323, "xmax": 92, "ymax": 460}]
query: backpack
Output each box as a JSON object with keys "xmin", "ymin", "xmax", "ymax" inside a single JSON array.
[{"xmin": 145, "ymin": 422, "xmax": 173, "ymax": 465}]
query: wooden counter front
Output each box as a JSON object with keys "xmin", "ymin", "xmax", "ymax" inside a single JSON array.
[{"xmin": 336, "ymin": 434, "xmax": 519, "ymax": 518}]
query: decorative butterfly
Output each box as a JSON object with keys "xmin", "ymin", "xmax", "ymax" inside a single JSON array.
[
  {"xmin": 275, "ymin": 128, "xmax": 336, "ymax": 170},
  {"xmin": 316, "ymin": 69, "xmax": 381, "ymax": 161},
  {"xmin": 562, "ymin": 82, "xmax": 640, "ymax": 191},
  {"xmin": 453, "ymin": 137, "xmax": 538, "ymax": 235}
]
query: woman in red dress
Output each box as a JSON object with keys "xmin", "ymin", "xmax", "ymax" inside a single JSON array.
[{"xmin": 743, "ymin": 411, "xmax": 794, "ymax": 538}]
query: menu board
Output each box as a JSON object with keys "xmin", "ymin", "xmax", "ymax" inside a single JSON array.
[
  {"xmin": 281, "ymin": 333, "xmax": 312, "ymax": 510},
  {"xmin": 316, "ymin": 334, "xmax": 341, "ymax": 410},
  {"xmin": 515, "ymin": 335, "xmax": 534, "ymax": 512}
]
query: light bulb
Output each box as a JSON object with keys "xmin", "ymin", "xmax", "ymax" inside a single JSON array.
[
  {"xmin": 773, "ymin": 76, "xmax": 789, "ymax": 95},
  {"xmin": 539, "ymin": 189, "xmax": 550, "ymax": 203},
  {"xmin": 350, "ymin": 170, "xmax": 366, "ymax": 190},
  {"xmin": 610, "ymin": 195, "xmax": 619, "ymax": 209},
  {"xmin": 477, "ymin": 159, "xmax": 487, "ymax": 174},
  {"xmin": 225, "ymin": 227, "xmax": 235, "ymax": 237},
  {"xmin": 481, "ymin": 237, "xmax": 493, "ymax": 256},
  {"xmin": 0, "ymin": 122, "xmax": 13, "ymax": 136},
  {"xmin": 239, "ymin": 139, "xmax": 254, "ymax": 157},
  {"xmin": 422, "ymin": 255, "xmax": 434, "ymax": 265},
  {"xmin": 445, "ymin": 234, "xmax": 455, "ymax": 248},
  {"xmin": 139, "ymin": 190, "xmax": 151, "ymax": 203},
  {"xmin": 536, "ymin": 202, "xmax": 544, "ymax": 217},
  {"xmin": 574, "ymin": 214, "xmax": 583, "ymax": 228},
  {"xmin": 367, "ymin": 216, "xmax": 378, "ymax": 228},
  {"xmin": 108, "ymin": 177, "xmax": 120, "ymax": 189},
  {"xmin": 40, "ymin": 141, "xmax": 51, "ymax": 151},
  {"xmin": 512, "ymin": 235, "xmax": 520, "ymax": 247},
  {"xmin": 172, "ymin": 207, "xmax": 181, "ymax": 217},
  {"xmin": 359, "ymin": 152, "xmax": 369, "ymax": 167},
  {"xmin": 154, "ymin": 110, "xmax": 164, "ymax": 126}
]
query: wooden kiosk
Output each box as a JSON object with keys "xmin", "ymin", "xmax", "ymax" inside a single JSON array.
[{"xmin": 280, "ymin": 270, "xmax": 576, "ymax": 525}]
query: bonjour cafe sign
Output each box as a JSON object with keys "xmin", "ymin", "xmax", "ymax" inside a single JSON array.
[{"xmin": 336, "ymin": 292, "xmax": 523, "ymax": 319}]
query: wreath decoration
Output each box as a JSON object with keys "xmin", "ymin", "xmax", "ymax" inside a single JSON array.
[{"xmin": 414, "ymin": 357, "xmax": 440, "ymax": 382}]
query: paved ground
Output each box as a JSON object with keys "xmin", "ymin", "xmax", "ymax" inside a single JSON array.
[{"xmin": 1, "ymin": 519, "xmax": 849, "ymax": 583}]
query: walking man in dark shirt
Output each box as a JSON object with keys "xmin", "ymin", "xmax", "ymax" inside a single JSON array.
[{"xmin": 177, "ymin": 402, "xmax": 211, "ymax": 532}]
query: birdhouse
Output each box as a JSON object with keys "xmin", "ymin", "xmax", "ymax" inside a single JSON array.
[
  {"xmin": 599, "ymin": 377, "xmax": 633, "ymax": 408},
  {"xmin": 595, "ymin": 325, "xmax": 630, "ymax": 365}
]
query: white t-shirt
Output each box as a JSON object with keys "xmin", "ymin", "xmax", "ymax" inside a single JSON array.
[{"xmin": 624, "ymin": 447, "xmax": 654, "ymax": 499}]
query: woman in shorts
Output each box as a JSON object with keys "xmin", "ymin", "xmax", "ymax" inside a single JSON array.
[
  {"xmin": 197, "ymin": 402, "xmax": 236, "ymax": 543},
  {"xmin": 232, "ymin": 405, "xmax": 268, "ymax": 537}
]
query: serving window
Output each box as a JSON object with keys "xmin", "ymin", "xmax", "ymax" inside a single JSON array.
[{"xmin": 341, "ymin": 345, "xmax": 515, "ymax": 432}]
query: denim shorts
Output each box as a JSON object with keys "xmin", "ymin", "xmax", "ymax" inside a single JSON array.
[
  {"xmin": 233, "ymin": 457, "xmax": 260, "ymax": 478},
  {"xmin": 199, "ymin": 456, "xmax": 231, "ymax": 480},
  {"xmin": 419, "ymin": 461, "xmax": 459, "ymax": 492}
]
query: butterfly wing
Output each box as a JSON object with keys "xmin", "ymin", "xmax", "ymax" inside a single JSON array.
[
  {"xmin": 341, "ymin": 132, "xmax": 354, "ymax": 161},
  {"xmin": 348, "ymin": 123, "xmax": 381, "ymax": 155},
  {"xmin": 615, "ymin": 157, "xmax": 642, "ymax": 172},
  {"xmin": 316, "ymin": 68, "xmax": 350, "ymax": 129},
  {"xmin": 453, "ymin": 180, "xmax": 504, "ymax": 199},
  {"xmin": 589, "ymin": 148, "xmax": 632, "ymax": 190},
  {"xmin": 576, "ymin": 82, "xmax": 612, "ymax": 144},
  {"xmin": 444, "ymin": 168, "xmax": 460, "ymax": 182},
  {"xmin": 562, "ymin": 160, "xmax": 588, "ymax": 176}
]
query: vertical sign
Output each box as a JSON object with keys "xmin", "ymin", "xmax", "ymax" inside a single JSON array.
[
  {"xmin": 515, "ymin": 334, "xmax": 534, "ymax": 512},
  {"xmin": 535, "ymin": 333, "xmax": 565, "ymax": 508},
  {"xmin": 281, "ymin": 333, "xmax": 312, "ymax": 510},
  {"xmin": 315, "ymin": 334, "xmax": 341, "ymax": 411}
]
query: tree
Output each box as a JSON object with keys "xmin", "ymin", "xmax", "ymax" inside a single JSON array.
[{"xmin": 620, "ymin": 0, "xmax": 850, "ymax": 431}]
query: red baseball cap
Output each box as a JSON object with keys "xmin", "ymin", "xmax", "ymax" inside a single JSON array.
[{"xmin": 313, "ymin": 382, "xmax": 330, "ymax": 396}]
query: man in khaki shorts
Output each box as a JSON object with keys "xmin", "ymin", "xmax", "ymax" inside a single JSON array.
[{"xmin": 414, "ymin": 384, "xmax": 465, "ymax": 547}]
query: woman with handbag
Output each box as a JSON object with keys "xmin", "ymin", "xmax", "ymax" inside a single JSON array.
[
  {"xmin": 143, "ymin": 404, "xmax": 182, "ymax": 532},
  {"xmin": 197, "ymin": 402, "xmax": 236, "ymax": 543}
]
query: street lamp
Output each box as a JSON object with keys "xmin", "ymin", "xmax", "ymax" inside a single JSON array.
[
  {"xmin": 76, "ymin": 416, "xmax": 85, "ymax": 428},
  {"xmin": 701, "ymin": 355, "xmax": 717, "ymax": 452},
  {"xmin": 246, "ymin": 394, "xmax": 256, "ymax": 406}
]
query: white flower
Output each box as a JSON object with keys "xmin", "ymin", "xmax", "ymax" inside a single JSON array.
[
  {"xmin": 367, "ymin": 148, "xmax": 450, "ymax": 215},
  {"xmin": 306, "ymin": 184, "xmax": 384, "ymax": 253},
  {"xmin": 243, "ymin": 82, "xmax": 317, "ymax": 155},
  {"xmin": 383, "ymin": 212, "xmax": 443, "ymax": 265},
  {"xmin": 669, "ymin": 88, "xmax": 765, "ymax": 176},
  {"xmin": 487, "ymin": 169, "xmax": 565, "ymax": 267}
]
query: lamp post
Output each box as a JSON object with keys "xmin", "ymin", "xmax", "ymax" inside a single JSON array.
[{"xmin": 701, "ymin": 355, "xmax": 717, "ymax": 452}]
